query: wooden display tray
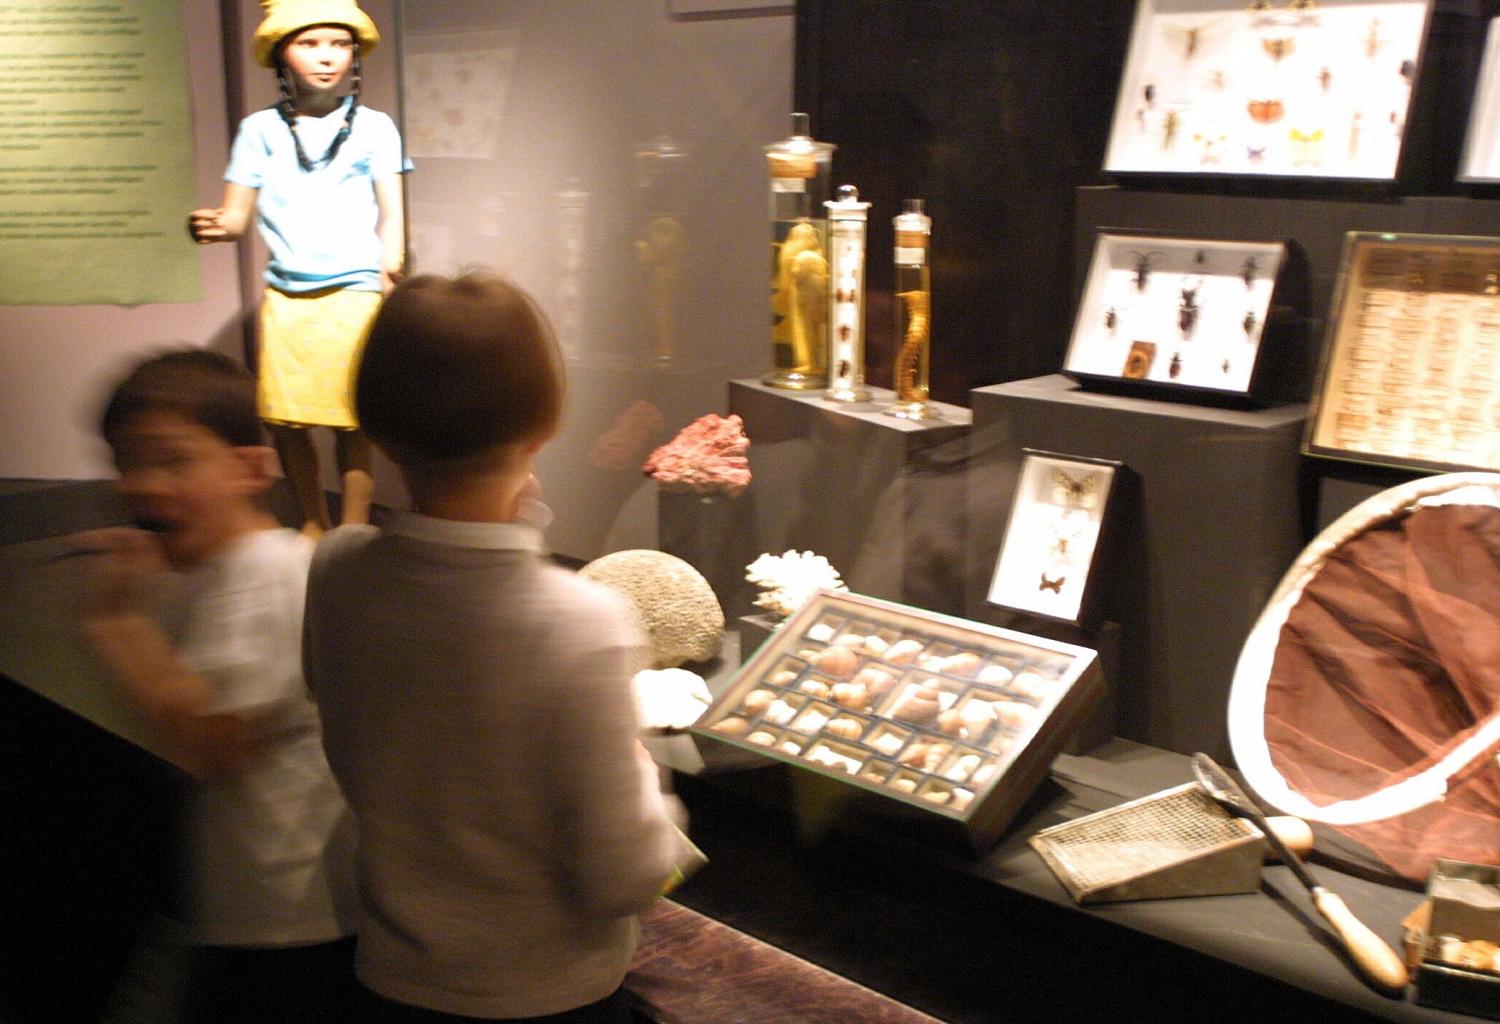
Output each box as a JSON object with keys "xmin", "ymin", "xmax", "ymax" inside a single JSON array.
[{"xmin": 690, "ymin": 590, "xmax": 1101, "ymax": 855}]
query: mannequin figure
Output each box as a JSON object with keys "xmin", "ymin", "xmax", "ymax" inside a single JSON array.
[{"xmin": 190, "ymin": 0, "xmax": 407, "ymax": 537}]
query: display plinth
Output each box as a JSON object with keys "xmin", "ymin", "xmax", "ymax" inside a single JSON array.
[
  {"xmin": 722, "ymin": 379, "xmax": 971, "ymax": 615},
  {"xmin": 965, "ymin": 374, "xmax": 1307, "ymax": 761}
]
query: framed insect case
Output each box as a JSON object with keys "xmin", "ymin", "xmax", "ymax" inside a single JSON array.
[
  {"xmin": 691, "ymin": 590, "xmax": 1103, "ymax": 855},
  {"xmin": 1458, "ymin": 17, "xmax": 1500, "ymax": 185},
  {"xmin": 1062, "ymin": 231, "xmax": 1306, "ymax": 406},
  {"xmin": 987, "ymin": 451, "xmax": 1123, "ymax": 628},
  {"xmin": 1102, "ymin": 0, "xmax": 1434, "ymax": 182},
  {"xmin": 1305, "ymin": 232, "xmax": 1500, "ymax": 474}
]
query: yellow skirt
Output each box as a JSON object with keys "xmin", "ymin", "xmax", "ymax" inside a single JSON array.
[{"xmin": 258, "ymin": 286, "xmax": 381, "ymax": 429}]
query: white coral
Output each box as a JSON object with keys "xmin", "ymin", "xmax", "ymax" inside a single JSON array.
[{"xmin": 745, "ymin": 550, "xmax": 848, "ymax": 619}]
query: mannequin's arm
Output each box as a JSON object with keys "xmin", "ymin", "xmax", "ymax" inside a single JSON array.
[
  {"xmin": 374, "ymin": 172, "xmax": 405, "ymax": 292},
  {"xmin": 188, "ymin": 182, "xmax": 258, "ymax": 244}
]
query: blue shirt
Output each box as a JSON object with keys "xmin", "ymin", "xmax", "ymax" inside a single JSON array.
[{"xmin": 226, "ymin": 98, "xmax": 408, "ymax": 293}]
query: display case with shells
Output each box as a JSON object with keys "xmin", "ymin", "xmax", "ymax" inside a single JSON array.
[{"xmin": 692, "ymin": 590, "xmax": 1102, "ymax": 853}]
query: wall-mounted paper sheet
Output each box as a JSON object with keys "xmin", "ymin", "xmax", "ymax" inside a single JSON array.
[{"xmin": 0, "ymin": 0, "xmax": 199, "ymax": 305}]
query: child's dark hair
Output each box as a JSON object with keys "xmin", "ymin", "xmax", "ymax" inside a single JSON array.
[
  {"xmin": 101, "ymin": 349, "xmax": 262, "ymax": 448},
  {"xmin": 356, "ymin": 272, "xmax": 563, "ymax": 466},
  {"xmin": 274, "ymin": 26, "xmax": 361, "ymax": 171}
]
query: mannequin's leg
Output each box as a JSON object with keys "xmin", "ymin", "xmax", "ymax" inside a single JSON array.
[
  {"xmin": 335, "ymin": 430, "xmax": 373, "ymax": 526},
  {"xmin": 270, "ymin": 423, "xmax": 330, "ymax": 538}
]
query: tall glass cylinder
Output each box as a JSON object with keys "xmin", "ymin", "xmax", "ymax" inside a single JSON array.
[
  {"xmin": 824, "ymin": 184, "xmax": 872, "ymax": 403},
  {"xmin": 888, "ymin": 198, "xmax": 939, "ymax": 419},
  {"xmin": 764, "ymin": 112, "xmax": 835, "ymax": 390}
]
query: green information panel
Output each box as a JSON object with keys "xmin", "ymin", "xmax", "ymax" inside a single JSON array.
[{"xmin": 0, "ymin": 0, "xmax": 200, "ymax": 305}]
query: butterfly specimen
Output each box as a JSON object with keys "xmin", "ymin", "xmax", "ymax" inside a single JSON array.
[
  {"xmin": 1039, "ymin": 573, "xmax": 1066, "ymax": 594},
  {"xmin": 1246, "ymin": 145, "xmax": 1267, "ymax": 163},
  {"xmin": 1160, "ymin": 19, "xmax": 1228, "ymax": 63},
  {"xmin": 1317, "ymin": 66, "xmax": 1332, "ymax": 91},
  {"xmin": 1051, "ymin": 469, "xmax": 1099, "ymax": 508},
  {"xmin": 1197, "ymin": 133, "xmax": 1227, "ymax": 165},
  {"xmin": 1247, "ymin": 98, "xmax": 1284, "ymax": 124},
  {"xmin": 1262, "ymin": 37, "xmax": 1294, "ymax": 63},
  {"xmin": 1289, "ymin": 127, "xmax": 1324, "ymax": 166}
]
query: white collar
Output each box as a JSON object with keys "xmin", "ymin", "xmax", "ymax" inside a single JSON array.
[{"xmin": 384, "ymin": 512, "xmax": 543, "ymax": 552}]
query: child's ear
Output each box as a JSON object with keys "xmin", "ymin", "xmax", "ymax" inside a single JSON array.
[{"xmin": 234, "ymin": 444, "xmax": 277, "ymax": 495}]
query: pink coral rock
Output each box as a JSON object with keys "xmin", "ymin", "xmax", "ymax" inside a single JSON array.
[{"xmin": 642, "ymin": 413, "xmax": 751, "ymax": 497}]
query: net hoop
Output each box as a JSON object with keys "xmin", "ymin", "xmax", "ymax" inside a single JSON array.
[{"xmin": 1228, "ymin": 471, "xmax": 1500, "ymax": 826}]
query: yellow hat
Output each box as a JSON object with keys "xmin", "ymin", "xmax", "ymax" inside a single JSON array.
[{"xmin": 252, "ymin": 0, "xmax": 379, "ymax": 68}]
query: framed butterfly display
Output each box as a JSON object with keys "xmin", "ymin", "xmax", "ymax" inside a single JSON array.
[
  {"xmin": 1103, "ymin": 0, "xmax": 1434, "ymax": 181},
  {"xmin": 1063, "ymin": 232, "xmax": 1304, "ymax": 405},
  {"xmin": 988, "ymin": 451, "xmax": 1123, "ymax": 626},
  {"xmin": 1458, "ymin": 17, "xmax": 1500, "ymax": 184}
]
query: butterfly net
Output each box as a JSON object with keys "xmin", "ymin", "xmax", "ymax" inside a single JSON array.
[{"xmin": 1230, "ymin": 474, "xmax": 1500, "ymax": 883}]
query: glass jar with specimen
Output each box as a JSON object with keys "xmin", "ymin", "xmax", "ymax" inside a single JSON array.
[
  {"xmin": 889, "ymin": 198, "xmax": 939, "ymax": 419},
  {"xmin": 765, "ymin": 112, "xmax": 835, "ymax": 390},
  {"xmin": 824, "ymin": 184, "xmax": 872, "ymax": 403}
]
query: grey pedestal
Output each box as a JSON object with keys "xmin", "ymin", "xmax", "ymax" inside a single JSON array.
[
  {"xmin": 966, "ymin": 375, "xmax": 1308, "ymax": 761},
  {"xmin": 724, "ymin": 378, "xmax": 972, "ymax": 617}
]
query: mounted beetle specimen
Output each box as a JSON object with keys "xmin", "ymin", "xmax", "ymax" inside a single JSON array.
[
  {"xmin": 1178, "ymin": 278, "xmax": 1202, "ymax": 337},
  {"xmin": 1128, "ymin": 250, "xmax": 1163, "ymax": 292}
]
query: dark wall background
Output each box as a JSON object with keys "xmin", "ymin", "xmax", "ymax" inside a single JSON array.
[
  {"xmin": 795, "ymin": 1, "xmax": 1138, "ymax": 404},
  {"xmin": 795, "ymin": 0, "xmax": 1500, "ymax": 407}
]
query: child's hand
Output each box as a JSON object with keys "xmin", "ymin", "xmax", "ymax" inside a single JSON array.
[
  {"xmin": 74, "ymin": 527, "xmax": 169, "ymax": 620},
  {"xmin": 188, "ymin": 207, "xmax": 229, "ymax": 244}
]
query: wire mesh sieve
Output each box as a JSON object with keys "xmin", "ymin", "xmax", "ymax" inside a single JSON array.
[{"xmin": 1030, "ymin": 783, "xmax": 1268, "ymax": 903}]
